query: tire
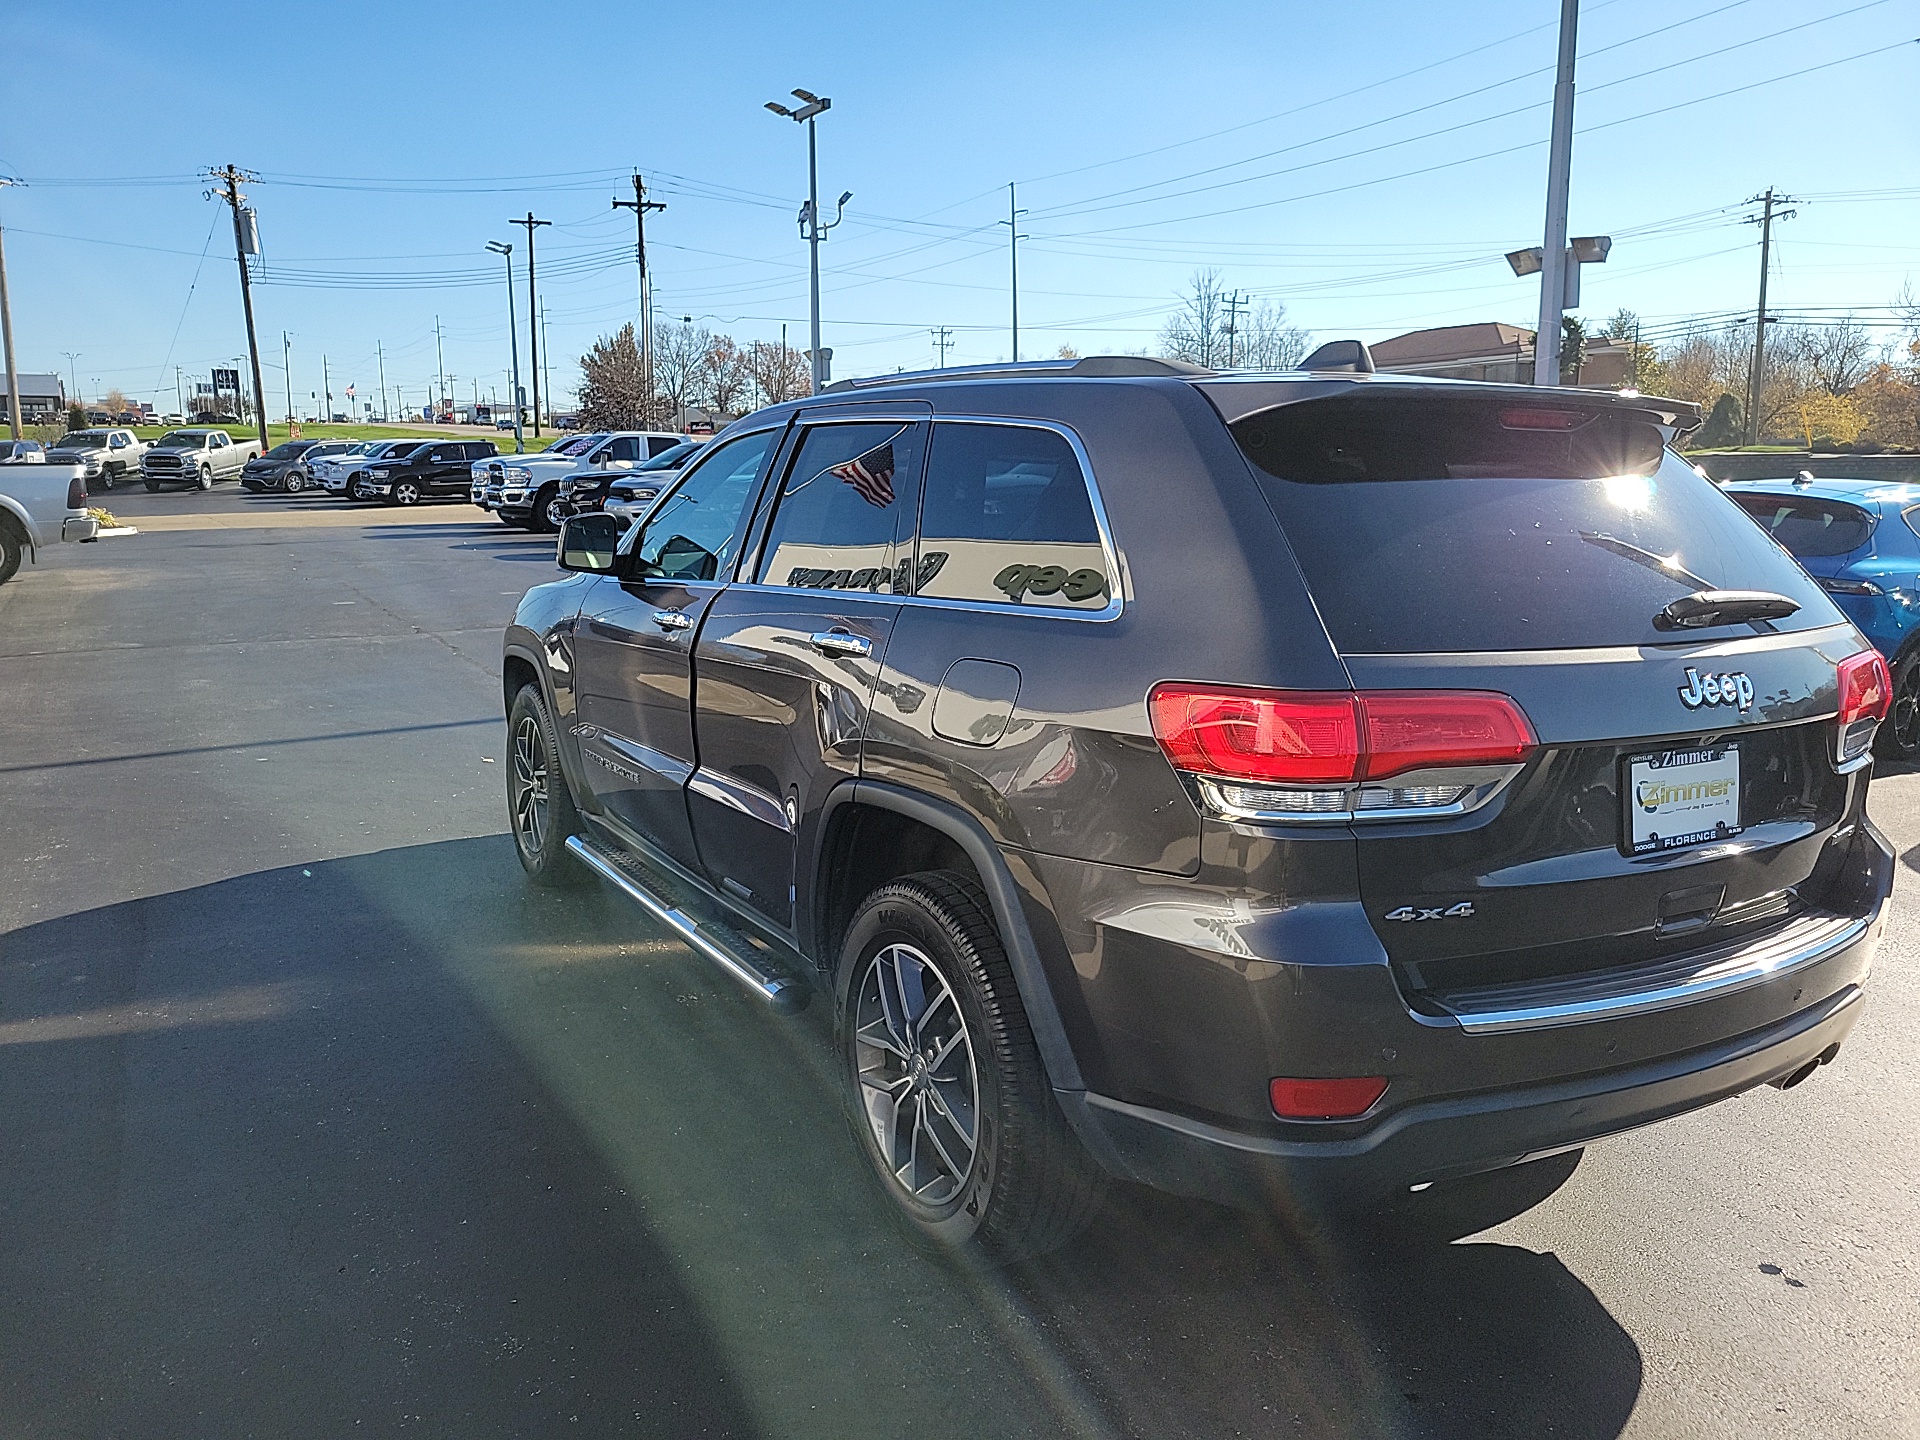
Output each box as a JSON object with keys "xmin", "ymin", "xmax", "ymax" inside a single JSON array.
[
  {"xmin": 0, "ymin": 522, "xmax": 22, "ymax": 585},
  {"xmin": 391, "ymin": 481, "xmax": 421, "ymax": 506},
  {"xmin": 197, "ymin": 464, "xmax": 213, "ymax": 491},
  {"xmin": 506, "ymin": 684, "xmax": 587, "ymax": 886},
  {"xmin": 100, "ymin": 466, "xmax": 117, "ymax": 491},
  {"xmin": 1877, "ymin": 647, "xmax": 1920, "ymax": 760},
  {"xmin": 836, "ymin": 871, "xmax": 1105, "ymax": 1259},
  {"xmin": 533, "ymin": 484, "xmax": 562, "ymax": 533},
  {"xmin": 284, "ymin": 472, "xmax": 306, "ymax": 494}
]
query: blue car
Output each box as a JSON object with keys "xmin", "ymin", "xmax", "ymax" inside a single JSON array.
[{"xmin": 1726, "ymin": 474, "xmax": 1920, "ymax": 757}]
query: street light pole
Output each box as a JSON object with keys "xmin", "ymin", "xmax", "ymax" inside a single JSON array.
[
  {"xmin": 0, "ymin": 177, "xmax": 23, "ymax": 441},
  {"xmin": 1002, "ymin": 183, "xmax": 1028, "ymax": 361},
  {"xmin": 1533, "ymin": 0, "xmax": 1580, "ymax": 387},
  {"xmin": 487, "ymin": 240, "xmax": 524, "ymax": 454},
  {"xmin": 766, "ymin": 89, "xmax": 847, "ymax": 393},
  {"xmin": 62, "ymin": 351, "xmax": 81, "ymax": 412},
  {"xmin": 282, "ymin": 331, "xmax": 294, "ymax": 426}
]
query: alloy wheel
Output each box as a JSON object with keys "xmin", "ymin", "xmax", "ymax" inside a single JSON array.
[
  {"xmin": 285, "ymin": 473, "xmax": 306, "ymax": 493},
  {"xmin": 394, "ymin": 482, "xmax": 420, "ymax": 505},
  {"xmin": 545, "ymin": 495, "xmax": 568, "ymax": 529},
  {"xmin": 510, "ymin": 714, "xmax": 550, "ymax": 856},
  {"xmin": 852, "ymin": 942, "xmax": 980, "ymax": 1209},
  {"xmin": 1894, "ymin": 662, "xmax": 1920, "ymax": 754}
]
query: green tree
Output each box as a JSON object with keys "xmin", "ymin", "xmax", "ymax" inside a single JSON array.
[
  {"xmin": 575, "ymin": 324, "xmax": 656, "ymax": 431},
  {"xmin": 1560, "ymin": 315, "xmax": 1588, "ymax": 385},
  {"xmin": 1695, "ymin": 393, "xmax": 1744, "ymax": 448}
]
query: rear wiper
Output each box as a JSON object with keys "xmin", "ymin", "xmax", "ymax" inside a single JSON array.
[{"xmin": 1654, "ymin": 589, "xmax": 1801, "ymax": 631}]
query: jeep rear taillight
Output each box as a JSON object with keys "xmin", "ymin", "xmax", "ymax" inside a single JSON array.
[
  {"xmin": 67, "ymin": 476, "xmax": 87, "ymax": 508},
  {"xmin": 1148, "ymin": 684, "xmax": 1535, "ymax": 784},
  {"xmin": 1836, "ymin": 649, "xmax": 1891, "ymax": 766}
]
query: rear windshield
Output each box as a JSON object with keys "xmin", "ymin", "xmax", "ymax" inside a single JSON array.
[
  {"xmin": 1232, "ymin": 395, "xmax": 1835, "ymax": 653},
  {"xmin": 1729, "ymin": 493, "xmax": 1876, "ymax": 557}
]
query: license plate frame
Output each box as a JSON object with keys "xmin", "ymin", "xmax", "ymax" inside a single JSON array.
[{"xmin": 1623, "ymin": 745, "xmax": 1743, "ymax": 856}]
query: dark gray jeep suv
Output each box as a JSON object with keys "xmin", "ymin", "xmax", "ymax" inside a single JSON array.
[{"xmin": 500, "ymin": 350, "xmax": 1894, "ymax": 1256}]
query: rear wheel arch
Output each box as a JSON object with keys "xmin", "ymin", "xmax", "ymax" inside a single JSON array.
[
  {"xmin": 503, "ymin": 643, "xmax": 594, "ymax": 811},
  {"xmin": 813, "ymin": 781, "xmax": 1085, "ymax": 1092}
]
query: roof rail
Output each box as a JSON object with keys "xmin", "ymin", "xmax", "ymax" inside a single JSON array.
[
  {"xmin": 821, "ymin": 354, "xmax": 1215, "ymax": 393},
  {"xmin": 1295, "ymin": 339, "xmax": 1375, "ymax": 374}
]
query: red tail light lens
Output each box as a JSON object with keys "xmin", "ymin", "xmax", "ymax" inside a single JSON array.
[
  {"xmin": 67, "ymin": 476, "xmax": 88, "ymax": 509},
  {"xmin": 1149, "ymin": 684, "xmax": 1535, "ymax": 785},
  {"xmin": 1147, "ymin": 686, "xmax": 1360, "ymax": 785},
  {"xmin": 1271, "ymin": 1075, "xmax": 1388, "ymax": 1120},
  {"xmin": 1837, "ymin": 649, "xmax": 1891, "ymax": 725}
]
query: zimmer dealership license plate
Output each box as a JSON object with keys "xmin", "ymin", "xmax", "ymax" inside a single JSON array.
[{"xmin": 1626, "ymin": 746, "xmax": 1743, "ymax": 855}]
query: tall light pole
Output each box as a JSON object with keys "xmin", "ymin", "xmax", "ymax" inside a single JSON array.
[
  {"xmin": 766, "ymin": 89, "xmax": 849, "ymax": 393},
  {"xmin": 282, "ymin": 332, "xmax": 294, "ymax": 426},
  {"xmin": 487, "ymin": 240, "xmax": 524, "ymax": 454},
  {"xmin": 1533, "ymin": 0, "xmax": 1580, "ymax": 387}
]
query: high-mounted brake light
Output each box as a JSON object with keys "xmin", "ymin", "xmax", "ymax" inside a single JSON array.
[
  {"xmin": 1271, "ymin": 1075, "xmax": 1388, "ymax": 1120},
  {"xmin": 1148, "ymin": 684, "xmax": 1536, "ymax": 787},
  {"xmin": 1499, "ymin": 407, "xmax": 1589, "ymax": 431},
  {"xmin": 1836, "ymin": 649, "xmax": 1891, "ymax": 766}
]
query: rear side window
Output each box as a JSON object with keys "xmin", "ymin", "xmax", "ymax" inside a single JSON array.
[
  {"xmin": 1233, "ymin": 395, "xmax": 1833, "ymax": 653},
  {"xmin": 1732, "ymin": 494, "xmax": 1876, "ymax": 557},
  {"xmin": 647, "ymin": 436, "xmax": 682, "ymax": 457},
  {"xmin": 914, "ymin": 423, "xmax": 1112, "ymax": 610},
  {"xmin": 758, "ymin": 421, "xmax": 925, "ymax": 593}
]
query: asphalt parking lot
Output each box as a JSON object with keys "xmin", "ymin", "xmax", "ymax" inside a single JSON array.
[{"xmin": 2, "ymin": 485, "xmax": 1917, "ymax": 1439}]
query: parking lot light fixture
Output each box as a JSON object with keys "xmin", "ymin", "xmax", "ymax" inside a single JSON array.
[
  {"xmin": 766, "ymin": 88, "xmax": 840, "ymax": 393},
  {"xmin": 487, "ymin": 241, "xmax": 524, "ymax": 454}
]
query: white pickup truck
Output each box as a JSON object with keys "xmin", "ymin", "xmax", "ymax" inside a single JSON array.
[
  {"xmin": 140, "ymin": 428, "xmax": 258, "ymax": 490},
  {"xmin": 47, "ymin": 427, "xmax": 149, "ymax": 490},
  {"xmin": 0, "ymin": 459, "xmax": 98, "ymax": 584}
]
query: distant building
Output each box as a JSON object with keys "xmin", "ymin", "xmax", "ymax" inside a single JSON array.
[
  {"xmin": 1371, "ymin": 323, "xmax": 1636, "ymax": 390},
  {"xmin": 0, "ymin": 373, "xmax": 68, "ymax": 423}
]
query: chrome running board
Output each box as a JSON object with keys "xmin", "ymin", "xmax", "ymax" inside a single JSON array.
[{"xmin": 564, "ymin": 833, "xmax": 811, "ymax": 1014}]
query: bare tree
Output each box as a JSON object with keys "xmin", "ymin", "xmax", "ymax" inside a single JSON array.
[
  {"xmin": 702, "ymin": 334, "xmax": 751, "ymax": 418},
  {"xmin": 575, "ymin": 324, "xmax": 653, "ymax": 430},
  {"xmin": 1158, "ymin": 269, "xmax": 1230, "ymax": 368},
  {"xmin": 651, "ymin": 319, "xmax": 712, "ymax": 423},
  {"xmin": 1235, "ymin": 301, "xmax": 1310, "ymax": 370},
  {"xmin": 744, "ymin": 339, "xmax": 810, "ymax": 408},
  {"xmin": 1795, "ymin": 318, "xmax": 1876, "ymax": 396}
]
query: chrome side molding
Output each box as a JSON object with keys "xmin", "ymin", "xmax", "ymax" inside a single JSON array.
[{"xmin": 564, "ymin": 833, "xmax": 810, "ymax": 1014}]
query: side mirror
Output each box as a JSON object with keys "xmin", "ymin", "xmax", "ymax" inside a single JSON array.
[{"xmin": 557, "ymin": 513, "xmax": 623, "ymax": 573}]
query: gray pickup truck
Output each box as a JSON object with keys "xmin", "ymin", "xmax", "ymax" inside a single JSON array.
[{"xmin": 140, "ymin": 428, "xmax": 258, "ymax": 490}]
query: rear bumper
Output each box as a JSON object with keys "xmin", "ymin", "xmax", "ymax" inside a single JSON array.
[
  {"xmin": 1065, "ymin": 972, "xmax": 1868, "ymax": 1209},
  {"xmin": 61, "ymin": 514, "xmax": 99, "ymax": 543}
]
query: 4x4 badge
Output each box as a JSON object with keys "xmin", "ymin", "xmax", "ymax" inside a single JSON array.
[
  {"xmin": 1678, "ymin": 667, "xmax": 1755, "ymax": 711},
  {"xmin": 1383, "ymin": 903, "xmax": 1474, "ymax": 922}
]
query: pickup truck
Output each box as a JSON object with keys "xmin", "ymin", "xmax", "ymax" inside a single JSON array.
[
  {"xmin": 140, "ymin": 428, "xmax": 258, "ymax": 490},
  {"xmin": 47, "ymin": 428, "xmax": 148, "ymax": 490},
  {"xmin": 0, "ymin": 458, "xmax": 97, "ymax": 584}
]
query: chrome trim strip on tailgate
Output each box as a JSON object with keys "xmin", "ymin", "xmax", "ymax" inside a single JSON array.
[{"xmin": 1436, "ymin": 908, "xmax": 1873, "ymax": 1034}]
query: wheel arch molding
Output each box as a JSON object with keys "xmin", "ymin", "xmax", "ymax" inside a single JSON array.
[{"xmin": 813, "ymin": 778, "xmax": 1086, "ymax": 1093}]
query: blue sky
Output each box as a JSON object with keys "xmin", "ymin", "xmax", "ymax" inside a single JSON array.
[{"xmin": 2, "ymin": 0, "xmax": 1914, "ymax": 414}]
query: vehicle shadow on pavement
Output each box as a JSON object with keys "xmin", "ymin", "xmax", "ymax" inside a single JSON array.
[
  {"xmin": 1004, "ymin": 1153, "xmax": 1639, "ymax": 1439},
  {"xmin": 0, "ymin": 846, "xmax": 763, "ymax": 1440}
]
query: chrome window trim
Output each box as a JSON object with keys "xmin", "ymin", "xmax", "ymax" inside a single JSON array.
[{"xmin": 747, "ymin": 411, "xmax": 1126, "ymax": 623}]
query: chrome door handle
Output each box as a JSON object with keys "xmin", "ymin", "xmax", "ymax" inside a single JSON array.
[
  {"xmin": 809, "ymin": 629, "xmax": 872, "ymax": 658},
  {"xmin": 652, "ymin": 609, "xmax": 693, "ymax": 631}
]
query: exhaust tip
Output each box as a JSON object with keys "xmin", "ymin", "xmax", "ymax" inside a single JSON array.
[{"xmin": 1770, "ymin": 1058, "xmax": 1821, "ymax": 1091}]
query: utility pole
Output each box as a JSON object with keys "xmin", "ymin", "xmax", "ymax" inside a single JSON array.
[
  {"xmin": 1222, "ymin": 290, "xmax": 1249, "ymax": 368},
  {"xmin": 1532, "ymin": 0, "xmax": 1580, "ymax": 387},
  {"xmin": 206, "ymin": 164, "xmax": 271, "ymax": 451},
  {"xmin": 377, "ymin": 341, "xmax": 387, "ymax": 422},
  {"xmin": 1743, "ymin": 188, "xmax": 1796, "ymax": 446},
  {"xmin": 282, "ymin": 332, "xmax": 293, "ymax": 425},
  {"xmin": 0, "ymin": 177, "xmax": 22, "ymax": 441},
  {"xmin": 322, "ymin": 354, "xmax": 331, "ymax": 424},
  {"xmin": 510, "ymin": 212, "xmax": 551, "ymax": 434},
  {"xmin": 540, "ymin": 300, "xmax": 551, "ymax": 428},
  {"xmin": 486, "ymin": 240, "xmax": 524, "ymax": 453},
  {"xmin": 174, "ymin": 366, "xmax": 183, "ymax": 418},
  {"xmin": 931, "ymin": 326, "xmax": 954, "ymax": 368},
  {"xmin": 1001, "ymin": 183, "xmax": 1028, "ymax": 361},
  {"xmin": 63, "ymin": 352, "xmax": 81, "ymax": 410},
  {"xmin": 434, "ymin": 316, "xmax": 447, "ymax": 424},
  {"xmin": 613, "ymin": 174, "xmax": 665, "ymax": 408}
]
